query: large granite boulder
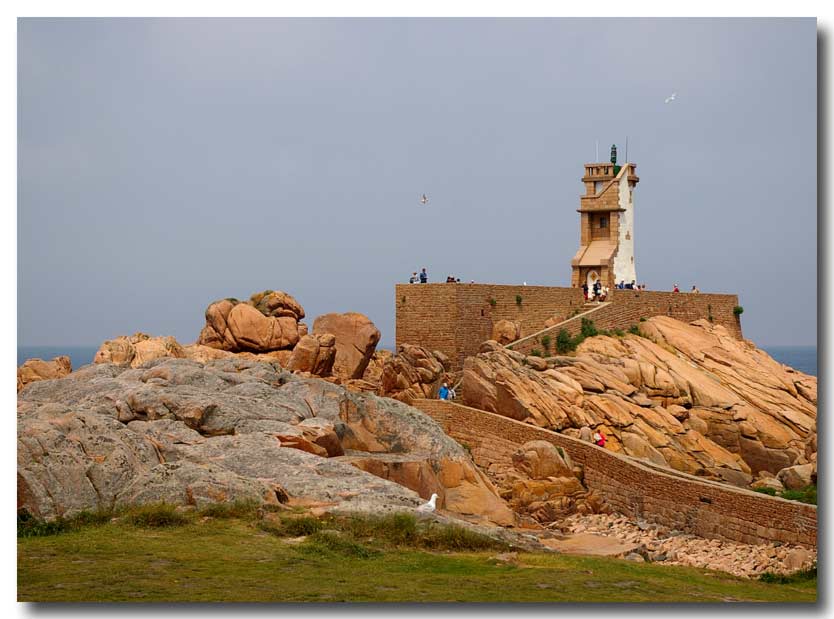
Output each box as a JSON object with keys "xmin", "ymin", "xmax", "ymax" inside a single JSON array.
[
  {"xmin": 312, "ymin": 313, "xmax": 381, "ymax": 379},
  {"xmin": 18, "ymin": 357, "xmax": 513, "ymax": 526},
  {"xmin": 94, "ymin": 333, "xmax": 185, "ymax": 368},
  {"xmin": 462, "ymin": 317, "xmax": 816, "ymax": 487},
  {"xmin": 197, "ymin": 291, "xmax": 305, "ymax": 353},
  {"xmin": 17, "ymin": 356, "xmax": 72, "ymax": 392},
  {"xmin": 491, "ymin": 320, "xmax": 521, "ymax": 345},
  {"xmin": 286, "ymin": 333, "xmax": 337, "ymax": 376},
  {"xmin": 379, "ymin": 343, "xmax": 449, "ymax": 403}
]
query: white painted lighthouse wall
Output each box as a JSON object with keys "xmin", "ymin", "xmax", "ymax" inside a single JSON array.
[{"xmin": 612, "ymin": 168, "xmax": 637, "ymax": 285}]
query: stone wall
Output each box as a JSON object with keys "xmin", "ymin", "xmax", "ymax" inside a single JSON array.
[
  {"xmin": 396, "ymin": 284, "xmax": 584, "ymax": 369},
  {"xmin": 396, "ymin": 284, "xmax": 742, "ymax": 369},
  {"xmin": 511, "ymin": 289, "xmax": 743, "ymax": 355},
  {"xmin": 413, "ymin": 399, "xmax": 816, "ymax": 548}
]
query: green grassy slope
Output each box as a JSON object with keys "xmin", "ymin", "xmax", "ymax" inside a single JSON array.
[{"xmin": 17, "ymin": 511, "xmax": 815, "ymax": 603}]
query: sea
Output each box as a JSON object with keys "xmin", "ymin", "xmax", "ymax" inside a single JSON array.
[{"xmin": 17, "ymin": 344, "xmax": 818, "ymax": 377}]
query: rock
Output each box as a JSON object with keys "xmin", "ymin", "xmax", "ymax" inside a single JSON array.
[
  {"xmin": 18, "ymin": 356, "xmax": 72, "ymax": 392},
  {"xmin": 227, "ymin": 303, "xmax": 300, "ymax": 352},
  {"xmin": 379, "ymin": 344, "xmax": 448, "ymax": 403},
  {"xmin": 784, "ymin": 548, "xmax": 813, "ymax": 571},
  {"xmin": 512, "ymin": 441, "xmax": 574, "ymax": 480},
  {"xmin": 287, "ymin": 334, "xmax": 336, "ymax": 376},
  {"xmin": 249, "ymin": 290, "xmax": 305, "ymax": 321},
  {"xmin": 94, "ymin": 333, "xmax": 185, "ymax": 368},
  {"xmin": 491, "ymin": 320, "xmax": 521, "ymax": 345},
  {"xmin": 17, "ymin": 357, "xmax": 511, "ymax": 526},
  {"xmin": 777, "ymin": 463, "xmax": 814, "ymax": 491},
  {"xmin": 750, "ymin": 477, "xmax": 784, "ymax": 493},
  {"xmin": 197, "ymin": 291, "xmax": 305, "ymax": 353},
  {"xmin": 313, "ymin": 313, "xmax": 381, "ymax": 379},
  {"xmin": 624, "ymin": 552, "xmax": 645, "ymax": 562},
  {"xmin": 460, "ymin": 317, "xmax": 816, "ymax": 487}
]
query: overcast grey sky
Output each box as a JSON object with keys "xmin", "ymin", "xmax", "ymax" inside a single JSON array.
[{"xmin": 18, "ymin": 18, "xmax": 817, "ymax": 348}]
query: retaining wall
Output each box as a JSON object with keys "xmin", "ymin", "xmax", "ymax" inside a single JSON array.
[{"xmin": 413, "ymin": 399, "xmax": 816, "ymax": 548}]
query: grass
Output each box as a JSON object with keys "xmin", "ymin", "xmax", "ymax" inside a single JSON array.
[
  {"xmin": 760, "ymin": 563, "xmax": 817, "ymax": 584},
  {"xmin": 753, "ymin": 484, "xmax": 816, "ymax": 505},
  {"xmin": 17, "ymin": 510, "xmax": 816, "ymax": 602}
]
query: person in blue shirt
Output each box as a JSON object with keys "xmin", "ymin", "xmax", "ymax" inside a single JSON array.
[
  {"xmin": 419, "ymin": 268, "xmax": 428, "ymax": 283},
  {"xmin": 438, "ymin": 383, "xmax": 449, "ymax": 400}
]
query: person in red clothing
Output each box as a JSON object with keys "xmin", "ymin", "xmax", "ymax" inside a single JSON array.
[
  {"xmin": 593, "ymin": 431, "xmax": 607, "ymax": 448},
  {"xmin": 672, "ymin": 283, "xmax": 680, "ymax": 293}
]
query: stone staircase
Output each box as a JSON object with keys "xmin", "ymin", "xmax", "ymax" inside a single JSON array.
[{"xmin": 506, "ymin": 301, "xmax": 613, "ymax": 352}]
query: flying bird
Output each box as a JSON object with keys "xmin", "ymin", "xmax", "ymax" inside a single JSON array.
[
  {"xmin": 416, "ymin": 493, "xmax": 438, "ymax": 513},
  {"xmin": 664, "ymin": 92, "xmax": 677, "ymax": 104},
  {"xmin": 420, "ymin": 193, "xmax": 429, "ymax": 205}
]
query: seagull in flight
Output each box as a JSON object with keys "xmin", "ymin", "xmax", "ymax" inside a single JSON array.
[
  {"xmin": 664, "ymin": 92, "xmax": 677, "ymax": 104},
  {"xmin": 416, "ymin": 493, "xmax": 438, "ymax": 513},
  {"xmin": 420, "ymin": 193, "xmax": 429, "ymax": 205}
]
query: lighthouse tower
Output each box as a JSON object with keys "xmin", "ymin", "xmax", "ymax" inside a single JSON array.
[{"xmin": 570, "ymin": 144, "xmax": 640, "ymax": 291}]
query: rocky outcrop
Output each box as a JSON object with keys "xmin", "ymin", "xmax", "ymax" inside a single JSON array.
[
  {"xmin": 95, "ymin": 333, "xmax": 185, "ymax": 368},
  {"xmin": 197, "ymin": 291, "xmax": 306, "ymax": 353},
  {"xmin": 379, "ymin": 344, "xmax": 449, "ymax": 403},
  {"xmin": 18, "ymin": 357, "xmax": 512, "ymax": 526},
  {"xmin": 491, "ymin": 320, "xmax": 521, "ymax": 345},
  {"xmin": 463, "ymin": 317, "xmax": 816, "ymax": 487},
  {"xmin": 17, "ymin": 356, "xmax": 72, "ymax": 392},
  {"xmin": 286, "ymin": 333, "xmax": 337, "ymax": 376},
  {"xmin": 313, "ymin": 313, "xmax": 380, "ymax": 379},
  {"xmin": 500, "ymin": 440, "xmax": 608, "ymax": 523}
]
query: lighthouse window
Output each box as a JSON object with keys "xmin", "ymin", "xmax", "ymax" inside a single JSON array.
[{"xmin": 599, "ymin": 216, "xmax": 608, "ymax": 228}]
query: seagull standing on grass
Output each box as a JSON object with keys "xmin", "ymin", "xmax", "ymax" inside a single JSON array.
[
  {"xmin": 664, "ymin": 92, "xmax": 677, "ymax": 104},
  {"xmin": 416, "ymin": 493, "xmax": 438, "ymax": 513}
]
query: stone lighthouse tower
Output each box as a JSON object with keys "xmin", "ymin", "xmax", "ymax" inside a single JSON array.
[{"xmin": 570, "ymin": 144, "xmax": 640, "ymax": 290}]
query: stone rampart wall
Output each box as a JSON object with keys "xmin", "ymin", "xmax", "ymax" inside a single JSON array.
[
  {"xmin": 396, "ymin": 284, "xmax": 742, "ymax": 368},
  {"xmin": 511, "ymin": 290, "xmax": 742, "ymax": 355},
  {"xmin": 413, "ymin": 399, "xmax": 816, "ymax": 548}
]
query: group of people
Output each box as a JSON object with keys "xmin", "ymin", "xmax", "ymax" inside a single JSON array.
[
  {"xmin": 438, "ymin": 382, "xmax": 456, "ymax": 400},
  {"xmin": 672, "ymin": 284, "xmax": 700, "ymax": 293},
  {"xmin": 408, "ymin": 268, "xmax": 429, "ymax": 284},
  {"xmin": 617, "ymin": 280, "xmax": 646, "ymax": 290},
  {"xmin": 407, "ymin": 269, "xmax": 473, "ymax": 284},
  {"xmin": 582, "ymin": 281, "xmax": 610, "ymax": 302}
]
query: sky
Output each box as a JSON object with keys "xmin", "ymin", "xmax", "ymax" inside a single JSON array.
[{"xmin": 17, "ymin": 17, "xmax": 817, "ymax": 348}]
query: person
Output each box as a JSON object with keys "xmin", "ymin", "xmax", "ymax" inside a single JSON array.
[
  {"xmin": 690, "ymin": 285, "xmax": 700, "ymax": 294},
  {"xmin": 448, "ymin": 384, "xmax": 457, "ymax": 400},
  {"xmin": 438, "ymin": 383, "xmax": 450, "ymax": 400},
  {"xmin": 599, "ymin": 285, "xmax": 608, "ymax": 302},
  {"xmin": 593, "ymin": 431, "xmax": 607, "ymax": 448},
  {"xmin": 673, "ymin": 283, "xmax": 680, "ymax": 293},
  {"xmin": 618, "ymin": 280, "xmax": 625, "ymax": 289},
  {"xmin": 409, "ymin": 272, "xmax": 418, "ymax": 284},
  {"xmin": 593, "ymin": 281, "xmax": 601, "ymax": 301},
  {"xmin": 630, "ymin": 280, "xmax": 636, "ymax": 289},
  {"xmin": 582, "ymin": 283, "xmax": 589, "ymax": 301},
  {"xmin": 419, "ymin": 268, "xmax": 428, "ymax": 284}
]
